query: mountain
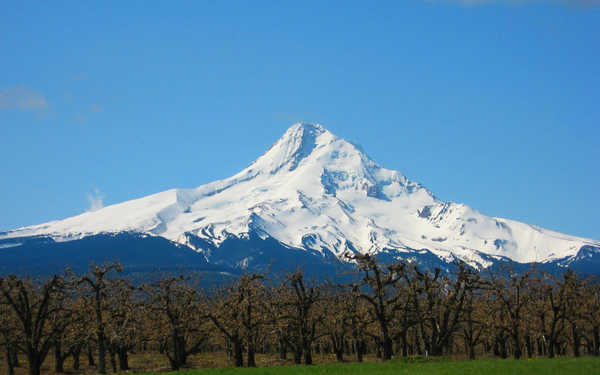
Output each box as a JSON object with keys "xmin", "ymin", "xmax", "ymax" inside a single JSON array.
[{"xmin": 1, "ymin": 123, "xmax": 599, "ymax": 277}]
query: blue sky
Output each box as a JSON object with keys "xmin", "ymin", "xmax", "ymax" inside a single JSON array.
[{"xmin": 1, "ymin": 1, "xmax": 598, "ymax": 240}]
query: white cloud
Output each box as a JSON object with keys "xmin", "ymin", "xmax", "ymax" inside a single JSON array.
[
  {"xmin": 0, "ymin": 86, "xmax": 49, "ymax": 110},
  {"xmin": 86, "ymin": 188, "xmax": 105, "ymax": 212}
]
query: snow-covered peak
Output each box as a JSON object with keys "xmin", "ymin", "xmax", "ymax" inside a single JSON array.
[
  {"xmin": 248, "ymin": 122, "xmax": 336, "ymax": 174},
  {"xmin": 2, "ymin": 123, "xmax": 598, "ymax": 268},
  {"xmin": 240, "ymin": 123, "xmax": 426, "ymax": 201},
  {"xmin": 286, "ymin": 122, "xmax": 326, "ymax": 136}
]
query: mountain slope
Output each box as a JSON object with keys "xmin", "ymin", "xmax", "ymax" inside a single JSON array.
[{"xmin": 2, "ymin": 123, "xmax": 598, "ymax": 272}]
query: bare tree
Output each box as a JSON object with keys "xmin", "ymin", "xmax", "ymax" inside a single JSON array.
[
  {"xmin": 413, "ymin": 264, "xmax": 475, "ymax": 356},
  {"xmin": 346, "ymin": 286, "xmax": 369, "ymax": 362},
  {"xmin": 529, "ymin": 272, "xmax": 567, "ymax": 358},
  {"xmin": 347, "ymin": 253, "xmax": 408, "ymax": 360},
  {"xmin": 458, "ymin": 269, "xmax": 487, "ymax": 359},
  {"xmin": 145, "ymin": 275, "xmax": 208, "ymax": 370},
  {"xmin": 489, "ymin": 269, "xmax": 532, "ymax": 359},
  {"xmin": 63, "ymin": 298, "xmax": 92, "ymax": 371},
  {"xmin": 75, "ymin": 262, "xmax": 122, "ymax": 374},
  {"xmin": 50, "ymin": 299, "xmax": 78, "ymax": 373},
  {"xmin": 563, "ymin": 271, "xmax": 586, "ymax": 357},
  {"xmin": 105, "ymin": 279, "xmax": 139, "ymax": 371},
  {"xmin": 238, "ymin": 274, "xmax": 267, "ymax": 367},
  {"xmin": 321, "ymin": 286, "xmax": 351, "ymax": 362},
  {"xmin": 0, "ymin": 275, "xmax": 70, "ymax": 375},
  {"xmin": 581, "ymin": 280, "xmax": 600, "ymax": 356},
  {"xmin": 0, "ymin": 296, "xmax": 20, "ymax": 375},
  {"xmin": 283, "ymin": 271, "xmax": 323, "ymax": 365},
  {"xmin": 207, "ymin": 273, "xmax": 268, "ymax": 367}
]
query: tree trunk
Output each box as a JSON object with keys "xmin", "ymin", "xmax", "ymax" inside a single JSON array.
[
  {"xmin": 177, "ymin": 336, "xmax": 187, "ymax": 367},
  {"xmin": 525, "ymin": 334, "xmax": 533, "ymax": 359},
  {"xmin": 537, "ymin": 338, "xmax": 545, "ymax": 357},
  {"xmin": 468, "ymin": 344, "xmax": 476, "ymax": 360},
  {"xmin": 382, "ymin": 336, "xmax": 393, "ymax": 360},
  {"xmin": 167, "ymin": 356, "xmax": 178, "ymax": 371},
  {"xmin": 331, "ymin": 337, "xmax": 344, "ymax": 362},
  {"xmin": 548, "ymin": 338, "xmax": 556, "ymax": 358},
  {"xmin": 571, "ymin": 323, "xmax": 581, "ymax": 357},
  {"xmin": 225, "ymin": 338, "xmax": 232, "ymax": 359},
  {"xmin": 96, "ymin": 289, "xmax": 107, "ymax": 375},
  {"xmin": 464, "ymin": 335, "xmax": 476, "ymax": 360},
  {"xmin": 10, "ymin": 345, "xmax": 19, "ymax": 368},
  {"xmin": 513, "ymin": 333, "xmax": 522, "ymax": 360},
  {"xmin": 415, "ymin": 332, "xmax": 423, "ymax": 356},
  {"xmin": 247, "ymin": 343, "xmax": 256, "ymax": 367},
  {"xmin": 54, "ymin": 340, "xmax": 65, "ymax": 373},
  {"xmin": 97, "ymin": 330, "xmax": 106, "ymax": 374},
  {"xmin": 167, "ymin": 335, "xmax": 185, "ymax": 370},
  {"xmin": 495, "ymin": 336, "xmax": 508, "ymax": 359},
  {"xmin": 400, "ymin": 331, "xmax": 408, "ymax": 358},
  {"xmin": 303, "ymin": 344, "xmax": 313, "ymax": 365},
  {"xmin": 72, "ymin": 348, "xmax": 81, "ymax": 370},
  {"xmin": 118, "ymin": 347, "xmax": 129, "ymax": 370},
  {"xmin": 233, "ymin": 338, "xmax": 243, "ymax": 367},
  {"xmin": 27, "ymin": 355, "xmax": 42, "ymax": 375},
  {"xmin": 430, "ymin": 340, "xmax": 444, "ymax": 356},
  {"xmin": 278, "ymin": 337, "xmax": 287, "ymax": 360},
  {"xmin": 5, "ymin": 345, "xmax": 15, "ymax": 375},
  {"xmin": 356, "ymin": 340, "xmax": 364, "ymax": 362},
  {"xmin": 87, "ymin": 342, "xmax": 95, "ymax": 367},
  {"xmin": 109, "ymin": 350, "xmax": 117, "ymax": 373},
  {"xmin": 293, "ymin": 346, "xmax": 302, "ymax": 364}
]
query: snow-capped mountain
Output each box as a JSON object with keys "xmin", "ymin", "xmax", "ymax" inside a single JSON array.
[{"xmin": 1, "ymin": 123, "xmax": 599, "ymax": 275}]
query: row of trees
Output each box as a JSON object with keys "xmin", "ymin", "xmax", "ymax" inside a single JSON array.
[{"xmin": 1, "ymin": 255, "xmax": 599, "ymax": 375}]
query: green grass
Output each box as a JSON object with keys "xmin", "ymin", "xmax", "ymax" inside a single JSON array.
[{"xmin": 144, "ymin": 357, "xmax": 600, "ymax": 375}]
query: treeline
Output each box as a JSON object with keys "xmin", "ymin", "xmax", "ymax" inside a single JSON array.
[{"xmin": 1, "ymin": 254, "xmax": 599, "ymax": 375}]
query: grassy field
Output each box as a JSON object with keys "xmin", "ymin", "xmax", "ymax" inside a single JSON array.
[
  {"xmin": 147, "ymin": 357, "xmax": 600, "ymax": 375},
  {"xmin": 2, "ymin": 354, "xmax": 598, "ymax": 375}
]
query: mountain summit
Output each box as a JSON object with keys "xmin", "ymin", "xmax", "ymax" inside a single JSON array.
[{"xmin": 2, "ymin": 123, "xmax": 599, "ymax": 274}]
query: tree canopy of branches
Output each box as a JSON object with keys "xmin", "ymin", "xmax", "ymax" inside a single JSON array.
[
  {"xmin": 0, "ymin": 275, "xmax": 70, "ymax": 375},
  {"xmin": 1, "ymin": 260, "xmax": 599, "ymax": 374},
  {"xmin": 75, "ymin": 262, "xmax": 122, "ymax": 374},
  {"xmin": 145, "ymin": 275, "xmax": 208, "ymax": 370},
  {"xmin": 347, "ymin": 253, "xmax": 407, "ymax": 360}
]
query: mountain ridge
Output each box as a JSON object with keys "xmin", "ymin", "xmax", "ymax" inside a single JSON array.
[{"xmin": 2, "ymin": 123, "xmax": 598, "ymax": 273}]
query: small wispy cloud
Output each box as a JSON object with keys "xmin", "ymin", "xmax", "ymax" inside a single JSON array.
[
  {"xmin": 0, "ymin": 86, "xmax": 49, "ymax": 110},
  {"xmin": 86, "ymin": 188, "xmax": 105, "ymax": 212}
]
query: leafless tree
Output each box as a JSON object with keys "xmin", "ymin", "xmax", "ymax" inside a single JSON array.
[
  {"xmin": 283, "ymin": 271, "xmax": 323, "ymax": 365},
  {"xmin": 489, "ymin": 269, "xmax": 532, "ymax": 359},
  {"xmin": 75, "ymin": 262, "xmax": 122, "ymax": 374},
  {"xmin": 145, "ymin": 275, "xmax": 208, "ymax": 370},
  {"xmin": 347, "ymin": 253, "xmax": 408, "ymax": 360},
  {"xmin": 0, "ymin": 275, "xmax": 70, "ymax": 375}
]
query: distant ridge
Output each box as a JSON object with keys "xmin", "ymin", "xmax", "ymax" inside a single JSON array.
[{"xmin": 2, "ymin": 123, "xmax": 599, "ymax": 276}]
